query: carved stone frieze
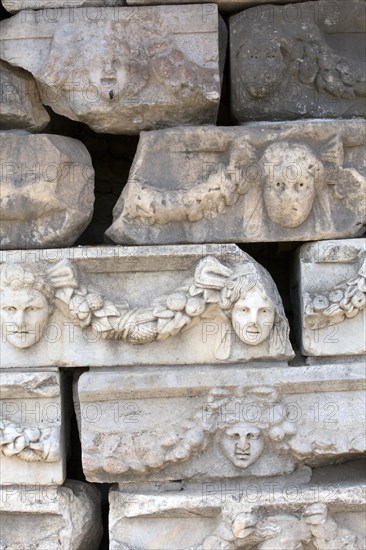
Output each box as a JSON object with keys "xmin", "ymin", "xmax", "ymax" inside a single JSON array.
[
  {"xmin": 105, "ymin": 121, "xmax": 366, "ymax": 244},
  {"xmin": 0, "ymin": 245, "xmax": 293, "ymax": 367},
  {"xmin": 294, "ymin": 238, "xmax": 366, "ymax": 356},
  {"xmin": 0, "ymin": 60, "xmax": 50, "ymax": 132},
  {"xmin": 76, "ymin": 361, "xmax": 365, "ymax": 483},
  {"xmin": 0, "ymin": 6, "xmax": 225, "ymax": 133},
  {"xmin": 230, "ymin": 0, "xmax": 366, "ymax": 121},
  {"xmin": 0, "ymin": 370, "xmax": 65, "ymax": 484},
  {"xmin": 0, "ymin": 480, "xmax": 102, "ymax": 549},
  {"xmin": 109, "ymin": 479, "xmax": 366, "ymax": 549},
  {"xmin": 0, "ymin": 131, "xmax": 95, "ymax": 249}
]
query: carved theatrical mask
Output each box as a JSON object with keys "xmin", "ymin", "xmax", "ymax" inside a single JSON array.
[
  {"xmin": 261, "ymin": 142, "xmax": 318, "ymax": 228},
  {"xmin": 219, "ymin": 423, "xmax": 264, "ymax": 468},
  {"xmin": 231, "ymin": 288, "xmax": 276, "ymax": 346},
  {"xmin": 0, "ymin": 287, "xmax": 52, "ymax": 349}
]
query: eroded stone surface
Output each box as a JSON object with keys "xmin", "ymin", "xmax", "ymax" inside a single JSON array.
[
  {"xmin": 109, "ymin": 480, "xmax": 366, "ymax": 549},
  {"xmin": 3, "ymin": 0, "xmax": 125, "ymax": 12},
  {"xmin": 230, "ymin": 0, "xmax": 366, "ymax": 121},
  {"xmin": 0, "ymin": 60, "xmax": 50, "ymax": 132},
  {"xmin": 105, "ymin": 121, "xmax": 366, "ymax": 245},
  {"xmin": 0, "ymin": 131, "xmax": 95, "ymax": 249},
  {"xmin": 294, "ymin": 238, "xmax": 366, "ymax": 356},
  {"xmin": 0, "ymin": 480, "xmax": 102, "ymax": 549},
  {"xmin": 77, "ymin": 360, "xmax": 365, "ymax": 483},
  {"xmin": 0, "ymin": 370, "xmax": 65, "ymax": 485},
  {"xmin": 0, "ymin": 245, "xmax": 293, "ymax": 368},
  {"xmin": 0, "ymin": 6, "xmax": 225, "ymax": 134}
]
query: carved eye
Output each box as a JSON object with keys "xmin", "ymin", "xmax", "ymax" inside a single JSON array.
[
  {"xmin": 275, "ymin": 182, "xmax": 282, "ymax": 188},
  {"xmin": 299, "ymin": 183, "xmax": 304, "ymax": 187},
  {"xmin": 26, "ymin": 307, "xmax": 38, "ymax": 312},
  {"xmin": 248, "ymin": 432, "xmax": 259, "ymax": 439},
  {"xmin": 3, "ymin": 306, "xmax": 16, "ymax": 312}
]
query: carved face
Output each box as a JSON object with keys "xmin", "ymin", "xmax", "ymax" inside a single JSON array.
[
  {"xmin": 262, "ymin": 143, "xmax": 317, "ymax": 228},
  {"xmin": 220, "ymin": 423, "xmax": 264, "ymax": 468},
  {"xmin": 0, "ymin": 287, "xmax": 51, "ymax": 348},
  {"xmin": 239, "ymin": 40, "xmax": 286, "ymax": 98},
  {"xmin": 232, "ymin": 288, "xmax": 275, "ymax": 345},
  {"xmin": 88, "ymin": 55, "xmax": 129, "ymax": 101}
]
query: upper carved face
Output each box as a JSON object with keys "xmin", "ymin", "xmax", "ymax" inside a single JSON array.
[
  {"xmin": 261, "ymin": 143, "xmax": 318, "ymax": 228},
  {"xmin": 232, "ymin": 287, "xmax": 275, "ymax": 346},
  {"xmin": 220, "ymin": 422, "xmax": 264, "ymax": 468},
  {"xmin": 0, "ymin": 287, "xmax": 51, "ymax": 348}
]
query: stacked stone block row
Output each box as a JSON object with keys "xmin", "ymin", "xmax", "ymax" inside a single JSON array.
[{"xmin": 0, "ymin": 0, "xmax": 365, "ymax": 548}]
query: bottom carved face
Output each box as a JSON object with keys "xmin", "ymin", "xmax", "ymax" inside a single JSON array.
[
  {"xmin": 0, "ymin": 287, "xmax": 51, "ymax": 348},
  {"xmin": 220, "ymin": 423, "xmax": 264, "ymax": 468}
]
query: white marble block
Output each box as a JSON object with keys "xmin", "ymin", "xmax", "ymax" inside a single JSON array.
[
  {"xmin": 109, "ymin": 479, "xmax": 366, "ymax": 549},
  {"xmin": 76, "ymin": 360, "xmax": 365, "ymax": 483},
  {"xmin": 105, "ymin": 121, "xmax": 366, "ymax": 245},
  {"xmin": 0, "ymin": 131, "xmax": 95, "ymax": 249},
  {"xmin": 294, "ymin": 238, "xmax": 366, "ymax": 357},
  {"xmin": 0, "ymin": 245, "xmax": 294, "ymax": 368},
  {"xmin": 0, "ymin": 6, "xmax": 225, "ymax": 134},
  {"xmin": 0, "ymin": 480, "xmax": 102, "ymax": 549},
  {"xmin": 0, "ymin": 370, "xmax": 65, "ymax": 485}
]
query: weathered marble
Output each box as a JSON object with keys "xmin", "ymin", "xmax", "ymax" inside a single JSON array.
[
  {"xmin": 0, "ymin": 370, "xmax": 65, "ymax": 484},
  {"xmin": 230, "ymin": 0, "xmax": 366, "ymax": 121},
  {"xmin": 0, "ymin": 131, "xmax": 95, "ymax": 249},
  {"xmin": 0, "ymin": 245, "xmax": 294, "ymax": 368},
  {"xmin": 76, "ymin": 360, "xmax": 365, "ymax": 483},
  {"xmin": 0, "ymin": 480, "xmax": 102, "ymax": 549},
  {"xmin": 109, "ymin": 479, "xmax": 366, "ymax": 549},
  {"xmin": 3, "ymin": 0, "xmax": 125, "ymax": 12},
  {"xmin": 105, "ymin": 121, "xmax": 366, "ymax": 245},
  {"xmin": 0, "ymin": 60, "xmax": 50, "ymax": 132},
  {"xmin": 0, "ymin": 6, "xmax": 225, "ymax": 134},
  {"xmin": 294, "ymin": 238, "xmax": 366, "ymax": 356},
  {"xmin": 126, "ymin": 0, "xmax": 332, "ymax": 10}
]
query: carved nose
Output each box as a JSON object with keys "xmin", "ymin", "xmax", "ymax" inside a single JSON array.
[
  {"xmin": 13, "ymin": 309, "xmax": 25, "ymax": 325},
  {"xmin": 103, "ymin": 61, "xmax": 115, "ymax": 76},
  {"xmin": 237, "ymin": 436, "xmax": 249, "ymax": 451}
]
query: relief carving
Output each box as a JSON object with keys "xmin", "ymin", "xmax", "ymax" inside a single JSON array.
[
  {"xmin": 304, "ymin": 253, "xmax": 366, "ymax": 330},
  {"xmin": 0, "ymin": 256, "xmax": 291, "ymax": 359},
  {"xmin": 0, "ymin": 421, "xmax": 60, "ymax": 462},
  {"xmin": 199, "ymin": 504, "xmax": 362, "ymax": 549}
]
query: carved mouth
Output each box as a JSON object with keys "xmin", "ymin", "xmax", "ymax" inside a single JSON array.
[{"xmin": 100, "ymin": 78, "xmax": 117, "ymax": 87}]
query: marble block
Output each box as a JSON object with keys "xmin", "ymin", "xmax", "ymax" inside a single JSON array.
[
  {"xmin": 230, "ymin": 0, "xmax": 366, "ymax": 121},
  {"xmin": 0, "ymin": 480, "xmax": 102, "ymax": 549},
  {"xmin": 3, "ymin": 0, "xmax": 126, "ymax": 12},
  {"xmin": 0, "ymin": 6, "xmax": 225, "ymax": 134},
  {"xmin": 294, "ymin": 238, "xmax": 366, "ymax": 357},
  {"xmin": 109, "ymin": 479, "xmax": 366, "ymax": 549},
  {"xmin": 0, "ymin": 60, "xmax": 50, "ymax": 132},
  {"xmin": 105, "ymin": 121, "xmax": 366, "ymax": 245},
  {"xmin": 0, "ymin": 244, "xmax": 294, "ymax": 368},
  {"xmin": 0, "ymin": 131, "xmax": 95, "ymax": 249},
  {"xmin": 0, "ymin": 370, "xmax": 65, "ymax": 485},
  {"xmin": 76, "ymin": 360, "xmax": 365, "ymax": 483},
  {"xmin": 126, "ymin": 0, "xmax": 340, "ymax": 13}
]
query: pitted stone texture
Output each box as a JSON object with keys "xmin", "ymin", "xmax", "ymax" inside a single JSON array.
[
  {"xmin": 109, "ymin": 480, "xmax": 366, "ymax": 549},
  {"xmin": 0, "ymin": 131, "xmax": 94, "ymax": 249},
  {"xmin": 127, "ymin": 0, "xmax": 331, "ymax": 11},
  {"xmin": 294, "ymin": 238, "xmax": 366, "ymax": 357},
  {"xmin": 76, "ymin": 361, "xmax": 365, "ymax": 484},
  {"xmin": 0, "ymin": 370, "xmax": 65, "ymax": 485},
  {"xmin": 105, "ymin": 121, "xmax": 366, "ymax": 245},
  {"xmin": 230, "ymin": 0, "xmax": 366, "ymax": 121},
  {"xmin": 0, "ymin": 480, "xmax": 102, "ymax": 549},
  {"xmin": 0, "ymin": 244, "xmax": 293, "ymax": 368},
  {"xmin": 3, "ymin": 0, "xmax": 125, "ymax": 12},
  {"xmin": 0, "ymin": 6, "xmax": 225, "ymax": 134},
  {"xmin": 0, "ymin": 60, "xmax": 50, "ymax": 132}
]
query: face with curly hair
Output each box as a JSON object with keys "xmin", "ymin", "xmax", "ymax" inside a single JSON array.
[
  {"xmin": 0, "ymin": 265, "xmax": 54, "ymax": 349},
  {"xmin": 220, "ymin": 422, "xmax": 264, "ymax": 468},
  {"xmin": 232, "ymin": 287, "xmax": 276, "ymax": 346}
]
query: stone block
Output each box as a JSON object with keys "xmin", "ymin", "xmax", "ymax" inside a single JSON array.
[
  {"xmin": 126, "ymin": 0, "xmax": 338, "ymax": 13},
  {"xmin": 0, "ymin": 131, "xmax": 95, "ymax": 249},
  {"xmin": 0, "ymin": 60, "xmax": 50, "ymax": 132},
  {"xmin": 76, "ymin": 360, "xmax": 365, "ymax": 483},
  {"xmin": 0, "ymin": 370, "xmax": 65, "ymax": 485},
  {"xmin": 0, "ymin": 480, "xmax": 102, "ymax": 549},
  {"xmin": 105, "ymin": 121, "xmax": 366, "ymax": 245},
  {"xmin": 0, "ymin": 6, "xmax": 225, "ymax": 134},
  {"xmin": 230, "ymin": 0, "xmax": 366, "ymax": 121},
  {"xmin": 294, "ymin": 238, "xmax": 366, "ymax": 356},
  {"xmin": 0, "ymin": 245, "xmax": 294, "ymax": 368},
  {"xmin": 109, "ymin": 479, "xmax": 366, "ymax": 549}
]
